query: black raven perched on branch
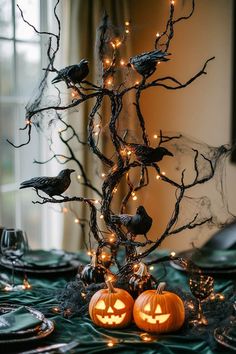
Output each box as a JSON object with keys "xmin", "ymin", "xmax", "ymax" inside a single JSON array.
[
  {"xmin": 127, "ymin": 143, "xmax": 174, "ymax": 164},
  {"xmin": 52, "ymin": 59, "xmax": 89, "ymax": 85},
  {"xmin": 129, "ymin": 50, "xmax": 170, "ymax": 78},
  {"xmin": 20, "ymin": 169, "xmax": 75, "ymax": 197},
  {"xmin": 111, "ymin": 205, "xmax": 152, "ymax": 236}
]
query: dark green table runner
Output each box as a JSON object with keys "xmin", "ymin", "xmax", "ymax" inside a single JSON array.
[{"xmin": 0, "ymin": 251, "xmax": 235, "ymax": 354}]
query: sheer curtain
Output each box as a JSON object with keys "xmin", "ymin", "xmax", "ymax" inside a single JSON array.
[{"xmin": 62, "ymin": 0, "xmax": 131, "ymax": 250}]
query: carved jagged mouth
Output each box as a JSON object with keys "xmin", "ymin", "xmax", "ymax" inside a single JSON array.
[
  {"xmin": 96, "ymin": 313, "xmax": 126, "ymax": 325},
  {"xmin": 140, "ymin": 312, "xmax": 170, "ymax": 324}
]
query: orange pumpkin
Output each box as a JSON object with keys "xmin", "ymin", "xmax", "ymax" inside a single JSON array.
[
  {"xmin": 133, "ymin": 282, "xmax": 185, "ymax": 333},
  {"xmin": 89, "ymin": 280, "xmax": 134, "ymax": 329}
]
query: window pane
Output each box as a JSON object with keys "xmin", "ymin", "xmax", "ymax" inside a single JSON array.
[
  {"xmin": 0, "ymin": 40, "xmax": 14, "ymax": 96},
  {"xmin": 16, "ymin": 42, "xmax": 40, "ymax": 97},
  {"xmin": 0, "ymin": 0, "xmax": 13, "ymax": 38},
  {"xmin": 19, "ymin": 190, "xmax": 42, "ymax": 249},
  {"xmin": 16, "ymin": 0, "xmax": 40, "ymax": 41},
  {"xmin": 0, "ymin": 192, "xmax": 16, "ymax": 228},
  {"xmin": 17, "ymin": 104, "xmax": 41, "ymax": 181},
  {"xmin": 0, "ymin": 103, "xmax": 16, "ymax": 184}
]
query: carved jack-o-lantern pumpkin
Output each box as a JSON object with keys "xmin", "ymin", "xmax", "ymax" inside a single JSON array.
[
  {"xmin": 89, "ymin": 281, "xmax": 134, "ymax": 329},
  {"xmin": 133, "ymin": 282, "xmax": 185, "ymax": 333}
]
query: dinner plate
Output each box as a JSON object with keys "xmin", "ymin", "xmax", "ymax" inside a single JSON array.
[
  {"xmin": 0, "ymin": 304, "xmax": 54, "ymax": 344},
  {"xmin": 0, "ymin": 257, "xmax": 80, "ymax": 275},
  {"xmin": 170, "ymin": 250, "xmax": 236, "ymax": 275},
  {"xmin": 214, "ymin": 327, "xmax": 236, "ymax": 351}
]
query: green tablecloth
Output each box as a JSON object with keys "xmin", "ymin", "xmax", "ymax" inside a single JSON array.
[{"xmin": 0, "ymin": 251, "xmax": 235, "ymax": 354}]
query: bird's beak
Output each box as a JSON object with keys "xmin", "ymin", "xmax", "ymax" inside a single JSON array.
[{"xmin": 165, "ymin": 150, "xmax": 174, "ymax": 157}]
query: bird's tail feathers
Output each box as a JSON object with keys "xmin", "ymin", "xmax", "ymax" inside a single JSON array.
[
  {"xmin": 51, "ymin": 76, "xmax": 61, "ymax": 84},
  {"xmin": 111, "ymin": 215, "xmax": 121, "ymax": 223},
  {"xmin": 19, "ymin": 181, "xmax": 34, "ymax": 189}
]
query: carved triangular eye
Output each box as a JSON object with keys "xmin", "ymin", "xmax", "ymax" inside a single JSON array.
[
  {"xmin": 95, "ymin": 300, "xmax": 106, "ymax": 310},
  {"xmin": 155, "ymin": 304, "xmax": 162, "ymax": 314},
  {"xmin": 144, "ymin": 303, "xmax": 151, "ymax": 312},
  {"xmin": 114, "ymin": 299, "xmax": 125, "ymax": 310}
]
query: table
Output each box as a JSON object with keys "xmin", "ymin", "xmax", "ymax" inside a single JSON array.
[{"xmin": 0, "ymin": 251, "xmax": 235, "ymax": 354}]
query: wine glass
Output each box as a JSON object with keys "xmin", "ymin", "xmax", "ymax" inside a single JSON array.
[
  {"xmin": 189, "ymin": 273, "xmax": 214, "ymax": 325},
  {"xmin": 1, "ymin": 228, "xmax": 28, "ymax": 290}
]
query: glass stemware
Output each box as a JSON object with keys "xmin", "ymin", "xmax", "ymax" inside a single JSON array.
[
  {"xmin": 189, "ymin": 273, "xmax": 214, "ymax": 325},
  {"xmin": 1, "ymin": 228, "xmax": 28, "ymax": 290}
]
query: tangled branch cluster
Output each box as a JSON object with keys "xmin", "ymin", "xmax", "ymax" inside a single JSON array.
[{"xmin": 10, "ymin": 0, "xmax": 235, "ymax": 277}]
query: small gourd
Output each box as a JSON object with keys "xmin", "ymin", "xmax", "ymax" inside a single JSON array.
[
  {"xmin": 129, "ymin": 262, "xmax": 153, "ymax": 298},
  {"xmin": 89, "ymin": 280, "xmax": 134, "ymax": 329},
  {"xmin": 133, "ymin": 282, "xmax": 185, "ymax": 333},
  {"xmin": 80, "ymin": 255, "xmax": 106, "ymax": 285}
]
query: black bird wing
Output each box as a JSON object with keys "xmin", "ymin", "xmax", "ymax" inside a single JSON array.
[
  {"xmin": 51, "ymin": 65, "xmax": 75, "ymax": 84},
  {"xmin": 20, "ymin": 176, "xmax": 59, "ymax": 189},
  {"xmin": 128, "ymin": 143, "xmax": 156, "ymax": 159},
  {"xmin": 111, "ymin": 214, "xmax": 132, "ymax": 226}
]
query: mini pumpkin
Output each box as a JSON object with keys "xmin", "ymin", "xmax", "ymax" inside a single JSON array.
[
  {"xmin": 89, "ymin": 280, "xmax": 134, "ymax": 329},
  {"xmin": 129, "ymin": 262, "xmax": 153, "ymax": 298},
  {"xmin": 80, "ymin": 255, "xmax": 106, "ymax": 285},
  {"xmin": 133, "ymin": 282, "xmax": 185, "ymax": 333}
]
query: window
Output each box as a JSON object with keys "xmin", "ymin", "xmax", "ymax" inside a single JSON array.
[{"xmin": 0, "ymin": 0, "xmax": 52, "ymax": 248}]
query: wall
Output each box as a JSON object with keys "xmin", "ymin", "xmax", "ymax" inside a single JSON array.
[{"xmin": 129, "ymin": 0, "xmax": 235, "ymax": 251}]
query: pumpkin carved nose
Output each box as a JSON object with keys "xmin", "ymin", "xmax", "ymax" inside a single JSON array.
[
  {"xmin": 107, "ymin": 306, "xmax": 114, "ymax": 313},
  {"xmin": 155, "ymin": 304, "xmax": 162, "ymax": 314}
]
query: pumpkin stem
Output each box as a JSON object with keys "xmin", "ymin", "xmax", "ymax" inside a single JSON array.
[
  {"xmin": 156, "ymin": 282, "xmax": 166, "ymax": 294},
  {"xmin": 91, "ymin": 254, "xmax": 98, "ymax": 267},
  {"xmin": 105, "ymin": 280, "xmax": 116, "ymax": 293},
  {"xmin": 135, "ymin": 262, "xmax": 148, "ymax": 277}
]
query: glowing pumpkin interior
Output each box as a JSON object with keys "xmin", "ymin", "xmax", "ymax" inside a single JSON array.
[
  {"xmin": 95, "ymin": 299, "xmax": 127, "ymax": 325},
  {"xmin": 140, "ymin": 303, "xmax": 170, "ymax": 324}
]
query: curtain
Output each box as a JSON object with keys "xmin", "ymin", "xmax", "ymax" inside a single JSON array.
[{"xmin": 62, "ymin": 0, "xmax": 131, "ymax": 251}]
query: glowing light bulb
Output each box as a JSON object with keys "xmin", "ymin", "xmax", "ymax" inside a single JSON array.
[
  {"xmin": 149, "ymin": 266, "xmax": 154, "ymax": 270},
  {"xmin": 157, "ymin": 61, "xmax": 161, "ymax": 65},
  {"xmin": 109, "ymin": 236, "xmax": 115, "ymax": 243},
  {"xmin": 71, "ymin": 90, "xmax": 77, "ymax": 98},
  {"xmin": 127, "ymin": 150, "xmax": 132, "ymax": 156},
  {"xmin": 107, "ymin": 78, "xmax": 113, "ymax": 86},
  {"xmin": 156, "ymin": 175, "xmax": 160, "ymax": 180},
  {"xmin": 135, "ymin": 81, "xmax": 140, "ymax": 85},
  {"xmin": 74, "ymin": 218, "xmax": 80, "ymax": 224},
  {"xmin": 161, "ymin": 171, "xmax": 166, "ymax": 176},
  {"xmin": 120, "ymin": 59, "xmax": 125, "ymax": 66},
  {"xmin": 153, "ymin": 134, "xmax": 158, "ymax": 139},
  {"xmin": 93, "ymin": 200, "xmax": 99, "ymax": 204},
  {"xmin": 87, "ymin": 251, "xmax": 92, "ymax": 256},
  {"xmin": 100, "ymin": 214, "xmax": 104, "ymax": 219},
  {"xmin": 156, "ymin": 32, "xmax": 160, "ymax": 37},
  {"xmin": 125, "ymin": 21, "xmax": 130, "ymax": 26},
  {"xmin": 101, "ymin": 254, "xmax": 106, "ymax": 259},
  {"xmin": 171, "ymin": 0, "xmax": 175, "ymax": 5},
  {"xmin": 133, "ymin": 264, "xmax": 139, "ymax": 269},
  {"xmin": 170, "ymin": 251, "xmax": 176, "ymax": 257},
  {"xmin": 63, "ymin": 207, "xmax": 68, "ymax": 213},
  {"xmin": 94, "ymin": 131, "xmax": 99, "ymax": 136},
  {"xmin": 101, "ymin": 173, "xmax": 106, "ymax": 178},
  {"xmin": 113, "ymin": 187, "xmax": 118, "ymax": 193},
  {"xmin": 115, "ymin": 39, "xmax": 122, "ymax": 47},
  {"xmin": 77, "ymin": 175, "xmax": 81, "ymax": 180},
  {"xmin": 105, "ymin": 59, "xmax": 111, "ymax": 65},
  {"xmin": 25, "ymin": 119, "xmax": 31, "ymax": 125},
  {"xmin": 125, "ymin": 29, "xmax": 130, "ymax": 34}
]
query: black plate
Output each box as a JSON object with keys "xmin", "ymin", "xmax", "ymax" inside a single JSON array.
[
  {"xmin": 170, "ymin": 250, "xmax": 236, "ymax": 275},
  {"xmin": 214, "ymin": 327, "xmax": 236, "ymax": 351},
  {"xmin": 0, "ymin": 304, "xmax": 54, "ymax": 344},
  {"xmin": 0, "ymin": 257, "xmax": 80, "ymax": 275}
]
